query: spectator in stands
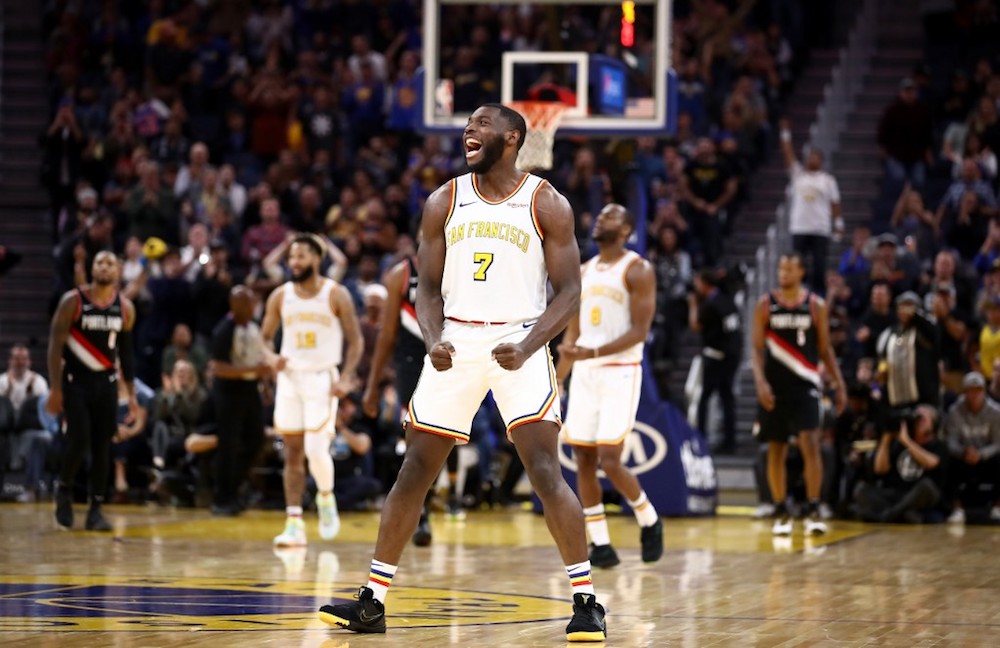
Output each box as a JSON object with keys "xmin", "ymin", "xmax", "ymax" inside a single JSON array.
[
  {"xmin": 944, "ymin": 372, "xmax": 1000, "ymax": 524},
  {"xmin": 175, "ymin": 142, "xmax": 212, "ymax": 204},
  {"xmin": 241, "ymin": 197, "xmax": 288, "ymax": 267},
  {"xmin": 779, "ymin": 118, "xmax": 843, "ymax": 296},
  {"xmin": 180, "ymin": 223, "xmax": 212, "ymax": 283},
  {"xmin": 649, "ymin": 226, "xmax": 692, "ymax": 400},
  {"xmin": 877, "ymin": 77, "xmax": 934, "ymax": 188},
  {"xmin": 854, "ymin": 282, "xmax": 896, "ymax": 361},
  {"xmin": 111, "ymin": 365, "xmax": 153, "ymax": 503},
  {"xmin": 150, "ymin": 359, "xmax": 206, "ymax": 475},
  {"xmin": 0, "ymin": 344, "xmax": 50, "ymax": 502},
  {"xmin": 41, "ymin": 98, "xmax": 86, "ymax": 242},
  {"xmin": 890, "ymin": 184, "xmax": 938, "ymax": 261},
  {"xmin": 331, "ymin": 395, "xmax": 382, "ymax": 512},
  {"xmin": 151, "ymin": 117, "xmax": 191, "ymax": 167},
  {"xmin": 680, "ymin": 138, "xmax": 738, "ymax": 267},
  {"xmin": 290, "ymin": 185, "xmax": 326, "ymax": 234},
  {"xmin": 979, "ymin": 296, "xmax": 1000, "ymax": 382},
  {"xmin": 853, "ymin": 405, "xmax": 946, "ymax": 523},
  {"xmin": 142, "ymin": 248, "xmax": 195, "ymax": 382},
  {"xmin": 936, "ymin": 160, "xmax": 997, "ymax": 258},
  {"xmin": 929, "ymin": 282, "xmax": 971, "ymax": 397},
  {"xmin": 869, "ymin": 234, "xmax": 920, "ymax": 295},
  {"xmin": 561, "ymin": 148, "xmax": 612, "ymax": 249},
  {"xmin": 127, "ymin": 161, "xmax": 178, "ymax": 245},
  {"xmin": 55, "ymin": 212, "xmax": 114, "ymax": 294},
  {"xmin": 161, "ymin": 323, "xmax": 209, "ymax": 381},
  {"xmin": 192, "ymin": 239, "xmax": 237, "ymax": 345},
  {"xmin": 218, "ymin": 165, "xmax": 247, "ymax": 221},
  {"xmin": 59, "ymin": 186, "xmax": 100, "ymax": 242},
  {"xmin": 876, "ymin": 291, "xmax": 941, "ymax": 414},
  {"xmin": 838, "ymin": 226, "xmax": 872, "ymax": 283}
]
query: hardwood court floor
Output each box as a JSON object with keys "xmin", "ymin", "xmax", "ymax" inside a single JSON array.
[{"xmin": 1, "ymin": 503, "xmax": 998, "ymax": 647}]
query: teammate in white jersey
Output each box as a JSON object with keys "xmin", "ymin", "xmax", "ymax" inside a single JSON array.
[
  {"xmin": 319, "ymin": 104, "xmax": 607, "ymax": 642},
  {"xmin": 262, "ymin": 232, "xmax": 363, "ymax": 548},
  {"xmin": 556, "ymin": 203, "xmax": 664, "ymax": 568}
]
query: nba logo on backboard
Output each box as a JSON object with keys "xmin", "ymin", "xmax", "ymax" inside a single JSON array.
[{"xmin": 435, "ymin": 79, "xmax": 454, "ymax": 117}]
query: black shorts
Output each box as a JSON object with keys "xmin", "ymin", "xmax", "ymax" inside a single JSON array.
[
  {"xmin": 396, "ymin": 358, "xmax": 423, "ymax": 408},
  {"xmin": 757, "ymin": 386, "xmax": 822, "ymax": 443}
]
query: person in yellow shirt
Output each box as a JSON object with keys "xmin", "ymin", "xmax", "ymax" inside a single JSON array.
[{"xmin": 978, "ymin": 296, "xmax": 1000, "ymax": 381}]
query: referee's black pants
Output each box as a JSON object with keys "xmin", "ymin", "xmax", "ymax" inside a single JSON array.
[
  {"xmin": 212, "ymin": 381, "xmax": 264, "ymax": 508},
  {"xmin": 697, "ymin": 354, "xmax": 739, "ymax": 447},
  {"xmin": 59, "ymin": 375, "xmax": 118, "ymax": 501}
]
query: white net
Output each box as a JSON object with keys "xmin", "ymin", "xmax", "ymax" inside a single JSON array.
[{"xmin": 507, "ymin": 101, "xmax": 570, "ymax": 172}]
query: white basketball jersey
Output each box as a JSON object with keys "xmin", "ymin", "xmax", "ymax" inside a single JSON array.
[
  {"xmin": 279, "ymin": 278, "xmax": 342, "ymax": 371},
  {"xmin": 441, "ymin": 172, "xmax": 548, "ymax": 324},
  {"xmin": 575, "ymin": 250, "xmax": 644, "ymax": 365}
]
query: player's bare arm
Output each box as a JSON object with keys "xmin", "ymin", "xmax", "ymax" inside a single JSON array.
[
  {"xmin": 332, "ymin": 283, "xmax": 364, "ymax": 397},
  {"xmin": 416, "ymin": 182, "xmax": 455, "ymax": 371},
  {"xmin": 813, "ymin": 295, "xmax": 847, "ymax": 414},
  {"xmin": 750, "ymin": 294, "xmax": 775, "ymax": 411},
  {"xmin": 261, "ymin": 285, "xmax": 287, "ymax": 371},
  {"xmin": 554, "ymin": 279, "xmax": 583, "ymax": 383},
  {"xmin": 45, "ymin": 290, "xmax": 78, "ymax": 415},
  {"xmin": 494, "ymin": 183, "xmax": 581, "ymax": 372},
  {"xmin": 363, "ymin": 260, "xmax": 405, "ymax": 416}
]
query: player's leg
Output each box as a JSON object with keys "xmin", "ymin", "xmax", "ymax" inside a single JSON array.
[
  {"xmin": 491, "ymin": 335, "xmax": 605, "ymax": 642},
  {"xmin": 564, "ymin": 365, "xmax": 614, "ymax": 565},
  {"xmin": 56, "ymin": 384, "xmax": 90, "ymax": 529},
  {"xmin": 301, "ymin": 371, "xmax": 339, "ymax": 540},
  {"xmin": 318, "ymin": 340, "xmax": 485, "ymax": 633},
  {"xmin": 317, "ymin": 427, "xmax": 454, "ymax": 633},
  {"xmin": 513, "ymin": 421, "xmax": 606, "ymax": 641},
  {"xmin": 273, "ymin": 372, "xmax": 308, "ymax": 545},
  {"xmin": 84, "ymin": 383, "xmax": 118, "ymax": 531},
  {"xmin": 798, "ymin": 428, "xmax": 827, "ymax": 534}
]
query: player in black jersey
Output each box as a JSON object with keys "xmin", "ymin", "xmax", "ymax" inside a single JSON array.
[
  {"xmin": 750, "ymin": 252, "xmax": 845, "ymax": 536},
  {"xmin": 362, "ymin": 254, "xmax": 462, "ymax": 546},
  {"xmin": 47, "ymin": 250, "xmax": 137, "ymax": 531}
]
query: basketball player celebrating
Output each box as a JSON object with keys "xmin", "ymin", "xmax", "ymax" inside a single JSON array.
[
  {"xmin": 750, "ymin": 252, "xmax": 846, "ymax": 536},
  {"xmin": 556, "ymin": 203, "xmax": 664, "ymax": 567},
  {"xmin": 47, "ymin": 250, "xmax": 138, "ymax": 531},
  {"xmin": 263, "ymin": 233, "xmax": 363, "ymax": 547},
  {"xmin": 318, "ymin": 104, "xmax": 607, "ymax": 642}
]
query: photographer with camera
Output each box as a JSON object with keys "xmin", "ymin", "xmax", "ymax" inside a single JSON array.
[
  {"xmin": 853, "ymin": 405, "xmax": 947, "ymax": 523},
  {"xmin": 689, "ymin": 268, "xmax": 742, "ymax": 454},
  {"xmin": 943, "ymin": 372, "xmax": 1000, "ymax": 524}
]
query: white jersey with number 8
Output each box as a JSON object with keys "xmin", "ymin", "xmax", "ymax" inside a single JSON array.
[
  {"xmin": 441, "ymin": 172, "xmax": 548, "ymax": 324},
  {"xmin": 575, "ymin": 250, "xmax": 644, "ymax": 366},
  {"xmin": 279, "ymin": 278, "xmax": 342, "ymax": 371}
]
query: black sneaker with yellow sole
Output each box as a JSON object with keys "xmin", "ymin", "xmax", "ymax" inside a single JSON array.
[
  {"xmin": 565, "ymin": 593, "xmax": 607, "ymax": 642},
  {"xmin": 318, "ymin": 586, "xmax": 386, "ymax": 633}
]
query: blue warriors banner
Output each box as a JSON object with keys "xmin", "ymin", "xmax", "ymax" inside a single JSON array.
[{"xmin": 537, "ymin": 360, "xmax": 718, "ymax": 517}]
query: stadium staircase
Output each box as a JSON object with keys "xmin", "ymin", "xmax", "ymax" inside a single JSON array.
[{"xmin": 0, "ymin": 0, "xmax": 54, "ymax": 369}]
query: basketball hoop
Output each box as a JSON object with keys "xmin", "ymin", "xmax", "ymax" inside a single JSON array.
[{"xmin": 507, "ymin": 101, "xmax": 570, "ymax": 172}]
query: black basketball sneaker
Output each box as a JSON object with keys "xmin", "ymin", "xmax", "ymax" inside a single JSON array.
[
  {"xmin": 565, "ymin": 593, "xmax": 607, "ymax": 642},
  {"xmin": 318, "ymin": 586, "xmax": 387, "ymax": 633}
]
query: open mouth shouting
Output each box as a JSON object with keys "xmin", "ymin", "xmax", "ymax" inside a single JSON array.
[{"xmin": 465, "ymin": 137, "xmax": 483, "ymax": 162}]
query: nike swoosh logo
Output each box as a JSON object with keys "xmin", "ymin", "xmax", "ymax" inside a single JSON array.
[
  {"xmin": 522, "ymin": 321, "xmax": 536, "ymax": 328},
  {"xmin": 458, "ymin": 201, "xmax": 477, "ymax": 208},
  {"xmin": 359, "ymin": 609, "xmax": 384, "ymax": 623},
  {"xmin": 82, "ymin": 305, "xmax": 95, "ymax": 311}
]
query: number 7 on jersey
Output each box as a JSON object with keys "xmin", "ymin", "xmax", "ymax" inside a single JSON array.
[{"xmin": 473, "ymin": 252, "xmax": 493, "ymax": 281}]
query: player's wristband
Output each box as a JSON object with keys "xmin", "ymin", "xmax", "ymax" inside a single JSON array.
[{"xmin": 780, "ymin": 130, "xmax": 791, "ymax": 143}]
